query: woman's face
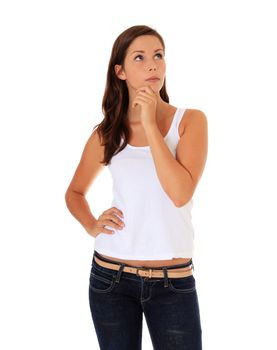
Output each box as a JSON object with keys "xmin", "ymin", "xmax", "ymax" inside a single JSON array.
[{"xmin": 115, "ymin": 35, "xmax": 166, "ymax": 95}]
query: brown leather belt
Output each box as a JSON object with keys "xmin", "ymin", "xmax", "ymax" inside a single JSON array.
[{"xmin": 94, "ymin": 256, "xmax": 193, "ymax": 279}]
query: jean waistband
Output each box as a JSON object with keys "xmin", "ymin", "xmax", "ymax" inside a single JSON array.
[{"xmin": 93, "ymin": 250, "xmax": 194, "ymax": 270}]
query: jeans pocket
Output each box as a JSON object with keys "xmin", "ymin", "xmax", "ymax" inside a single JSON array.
[
  {"xmin": 89, "ymin": 267, "xmax": 117, "ymax": 294},
  {"xmin": 168, "ymin": 274, "xmax": 196, "ymax": 294}
]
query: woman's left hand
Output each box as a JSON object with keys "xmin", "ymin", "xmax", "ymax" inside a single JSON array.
[{"xmin": 132, "ymin": 86, "xmax": 158, "ymax": 127}]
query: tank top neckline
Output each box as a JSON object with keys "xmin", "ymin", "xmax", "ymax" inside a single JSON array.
[{"xmin": 126, "ymin": 107, "xmax": 181, "ymax": 149}]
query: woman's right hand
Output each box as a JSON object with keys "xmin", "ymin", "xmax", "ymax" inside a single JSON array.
[{"xmin": 87, "ymin": 207, "xmax": 125, "ymax": 238}]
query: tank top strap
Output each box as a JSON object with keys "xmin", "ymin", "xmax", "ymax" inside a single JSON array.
[
  {"xmin": 170, "ymin": 107, "xmax": 187, "ymax": 139},
  {"xmin": 176, "ymin": 108, "xmax": 187, "ymax": 130}
]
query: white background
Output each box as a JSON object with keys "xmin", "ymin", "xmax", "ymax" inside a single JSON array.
[{"xmin": 1, "ymin": 0, "xmax": 276, "ymax": 349}]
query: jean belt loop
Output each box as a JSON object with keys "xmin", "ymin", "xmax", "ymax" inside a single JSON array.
[
  {"xmin": 191, "ymin": 260, "xmax": 194, "ymax": 272},
  {"xmin": 115, "ymin": 263, "xmax": 125, "ymax": 283},
  {"xmin": 162, "ymin": 267, "xmax": 169, "ymax": 288}
]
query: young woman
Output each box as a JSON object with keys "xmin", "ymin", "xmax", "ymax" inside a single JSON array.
[{"xmin": 65, "ymin": 25, "xmax": 208, "ymax": 350}]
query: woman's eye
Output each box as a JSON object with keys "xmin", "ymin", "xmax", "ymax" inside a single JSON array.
[
  {"xmin": 134, "ymin": 53, "xmax": 163, "ymax": 61},
  {"xmin": 134, "ymin": 55, "xmax": 143, "ymax": 61},
  {"xmin": 155, "ymin": 53, "xmax": 163, "ymax": 59}
]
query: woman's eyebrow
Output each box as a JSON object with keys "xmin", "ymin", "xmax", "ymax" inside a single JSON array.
[{"xmin": 130, "ymin": 48, "xmax": 164, "ymax": 55}]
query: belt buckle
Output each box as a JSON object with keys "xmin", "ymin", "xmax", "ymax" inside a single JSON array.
[{"xmin": 136, "ymin": 267, "xmax": 153, "ymax": 278}]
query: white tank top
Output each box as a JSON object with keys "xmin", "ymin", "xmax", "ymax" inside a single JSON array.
[{"xmin": 93, "ymin": 107, "xmax": 195, "ymax": 260}]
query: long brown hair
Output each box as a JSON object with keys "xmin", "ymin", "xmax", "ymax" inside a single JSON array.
[{"xmin": 93, "ymin": 25, "xmax": 170, "ymax": 166}]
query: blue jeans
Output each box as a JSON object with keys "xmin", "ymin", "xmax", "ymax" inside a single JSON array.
[{"xmin": 88, "ymin": 250, "xmax": 202, "ymax": 350}]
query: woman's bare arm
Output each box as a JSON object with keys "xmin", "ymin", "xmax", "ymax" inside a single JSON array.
[{"xmin": 64, "ymin": 128, "xmax": 105, "ymax": 234}]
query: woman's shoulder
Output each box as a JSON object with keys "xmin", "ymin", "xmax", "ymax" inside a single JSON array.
[
  {"xmin": 178, "ymin": 108, "xmax": 207, "ymax": 137},
  {"xmin": 165, "ymin": 103, "xmax": 205, "ymax": 118},
  {"xmin": 185, "ymin": 109, "xmax": 207, "ymax": 124}
]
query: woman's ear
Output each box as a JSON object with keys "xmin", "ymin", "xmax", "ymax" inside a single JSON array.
[{"xmin": 114, "ymin": 64, "xmax": 126, "ymax": 80}]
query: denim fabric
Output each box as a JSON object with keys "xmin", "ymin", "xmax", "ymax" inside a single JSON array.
[{"xmin": 88, "ymin": 250, "xmax": 202, "ymax": 350}]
